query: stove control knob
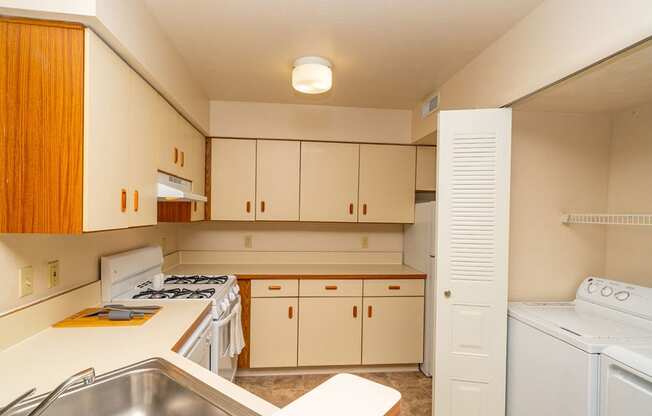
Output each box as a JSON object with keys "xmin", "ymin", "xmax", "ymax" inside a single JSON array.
[
  {"xmin": 601, "ymin": 286, "xmax": 614, "ymax": 297},
  {"xmin": 615, "ymin": 291, "xmax": 630, "ymax": 301},
  {"xmin": 587, "ymin": 282, "xmax": 599, "ymax": 293}
]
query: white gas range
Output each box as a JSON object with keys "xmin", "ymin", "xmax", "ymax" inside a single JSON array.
[{"xmin": 100, "ymin": 246, "xmax": 243, "ymax": 381}]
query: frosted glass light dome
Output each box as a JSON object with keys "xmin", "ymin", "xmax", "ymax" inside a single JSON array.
[{"xmin": 292, "ymin": 56, "xmax": 332, "ymax": 94}]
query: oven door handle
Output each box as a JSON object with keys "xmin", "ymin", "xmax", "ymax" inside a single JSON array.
[{"xmin": 215, "ymin": 296, "xmax": 241, "ymax": 328}]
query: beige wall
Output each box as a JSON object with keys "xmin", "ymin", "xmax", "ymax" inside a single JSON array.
[
  {"xmin": 509, "ymin": 111, "xmax": 611, "ymax": 301},
  {"xmin": 604, "ymin": 102, "xmax": 652, "ymax": 284},
  {"xmin": 0, "ymin": 225, "xmax": 178, "ymax": 314},
  {"xmin": 0, "ymin": 0, "xmax": 210, "ymax": 133},
  {"xmin": 210, "ymin": 101, "xmax": 411, "ymax": 143},
  {"xmin": 177, "ymin": 221, "xmax": 403, "ymax": 253}
]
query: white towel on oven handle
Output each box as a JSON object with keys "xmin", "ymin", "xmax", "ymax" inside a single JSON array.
[{"xmin": 228, "ymin": 297, "xmax": 245, "ymax": 357}]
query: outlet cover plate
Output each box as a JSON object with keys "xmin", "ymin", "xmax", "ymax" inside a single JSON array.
[
  {"xmin": 48, "ymin": 260, "xmax": 60, "ymax": 288},
  {"xmin": 19, "ymin": 266, "xmax": 34, "ymax": 297}
]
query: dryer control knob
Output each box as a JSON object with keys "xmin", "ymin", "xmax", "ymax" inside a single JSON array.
[
  {"xmin": 587, "ymin": 282, "xmax": 599, "ymax": 293},
  {"xmin": 601, "ymin": 286, "xmax": 614, "ymax": 297},
  {"xmin": 615, "ymin": 291, "xmax": 630, "ymax": 301}
]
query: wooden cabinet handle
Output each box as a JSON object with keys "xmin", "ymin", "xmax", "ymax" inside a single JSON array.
[
  {"xmin": 174, "ymin": 148, "xmax": 179, "ymax": 164},
  {"xmin": 121, "ymin": 189, "xmax": 127, "ymax": 212},
  {"xmin": 133, "ymin": 190, "xmax": 139, "ymax": 212},
  {"xmin": 288, "ymin": 306, "xmax": 293, "ymax": 319},
  {"xmin": 193, "ymin": 201, "xmax": 197, "ymax": 212},
  {"xmin": 261, "ymin": 201, "xmax": 265, "ymax": 213},
  {"xmin": 349, "ymin": 203, "xmax": 354, "ymax": 215},
  {"xmin": 246, "ymin": 201, "xmax": 251, "ymax": 213},
  {"xmin": 353, "ymin": 305, "xmax": 358, "ymax": 318},
  {"xmin": 181, "ymin": 151, "xmax": 185, "ymax": 167},
  {"xmin": 363, "ymin": 203, "xmax": 368, "ymax": 215},
  {"xmin": 368, "ymin": 305, "xmax": 373, "ymax": 318},
  {"xmin": 388, "ymin": 285, "xmax": 401, "ymax": 290},
  {"xmin": 325, "ymin": 285, "xmax": 338, "ymax": 290},
  {"xmin": 268, "ymin": 285, "xmax": 281, "ymax": 291}
]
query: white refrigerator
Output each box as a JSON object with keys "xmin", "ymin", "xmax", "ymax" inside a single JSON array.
[{"xmin": 403, "ymin": 201, "xmax": 436, "ymax": 376}]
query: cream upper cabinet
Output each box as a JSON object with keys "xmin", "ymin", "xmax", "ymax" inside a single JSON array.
[
  {"xmin": 211, "ymin": 138, "xmax": 256, "ymax": 220},
  {"xmin": 250, "ymin": 297, "xmax": 298, "ymax": 368},
  {"xmin": 256, "ymin": 140, "xmax": 300, "ymax": 221},
  {"xmin": 157, "ymin": 99, "xmax": 179, "ymax": 176},
  {"xmin": 83, "ymin": 30, "xmax": 132, "ymax": 232},
  {"xmin": 362, "ymin": 297, "xmax": 424, "ymax": 365},
  {"xmin": 298, "ymin": 297, "xmax": 362, "ymax": 366},
  {"xmin": 126, "ymin": 73, "xmax": 159, "ymax": 227},
  {"xmin": 190, "ymin": 129, "xmax": 206, "ymax": 221},
  {"xmin": 416, "ymin": 146, "xmax": 436, "ymax": 191},
  {"xmin": 358, "ymin": 144, "xmax": 416, "ymax": 223},
  {"xmin": 300, "ymin": 142, "xmax": 360, "ymax": 222}
]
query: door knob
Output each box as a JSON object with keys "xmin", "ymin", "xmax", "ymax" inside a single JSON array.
[{"xmin": 444, "ymin": 290, "xmax": 452, "ymax": 298}]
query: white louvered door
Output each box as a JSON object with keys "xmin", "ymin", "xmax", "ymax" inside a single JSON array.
[{"xmin": 434, "ymin": 109, "xmax": 512, "ymax": 416}]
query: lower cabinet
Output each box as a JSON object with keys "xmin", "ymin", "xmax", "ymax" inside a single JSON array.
[
  {"xmin": 298, "ymin": 298, "xmax": 362, "ymax": 366},
  {"xmin": 250, "ymin": 297, "xmax": 298, "ymax": 368},
  {"xmin": 362, "ymin": 297, "xmax": 425, "ymax": 365}
]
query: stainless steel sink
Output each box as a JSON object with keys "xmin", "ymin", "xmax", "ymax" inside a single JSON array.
[{"xmin": 7, "ymin": 358, "xmax": 260, "ymax": 416}]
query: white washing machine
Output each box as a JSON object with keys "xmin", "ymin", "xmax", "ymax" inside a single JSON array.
[
  {"xmin": 600, "ymin": 345, "xmax": 652, "ymax": 416},
  {"xmin": 507, "ymin": 277, "xmax": 652, "ymax": 416}
]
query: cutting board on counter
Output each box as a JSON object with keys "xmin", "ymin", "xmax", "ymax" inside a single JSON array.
[{"xmin": 53, "ymin": 307, "xmax": 160, "ymax": 328}]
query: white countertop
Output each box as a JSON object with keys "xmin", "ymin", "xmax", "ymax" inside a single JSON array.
[
  {"xmin": 0, "ymin": 299, "xmax": 278, "ymax": 415},
  {"xmin": 275, "ymin": 373, "xmax": 401, "ymax": 416},
  {"xmin": 167, "ymin": 263, "xmax": 426, "ymax": 278}
]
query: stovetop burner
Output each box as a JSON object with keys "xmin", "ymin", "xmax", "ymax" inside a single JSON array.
[
  {"xmin": 132, "ymin": 287, "xmax": 216, "ymax": 299},
  {"xmin": 164, "ymin": 275, "xmax": 229, "ymax": 285}
]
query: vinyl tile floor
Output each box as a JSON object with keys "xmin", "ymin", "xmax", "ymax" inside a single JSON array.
[{"xmin": 235, "ymin": 371, "xmax": 432, "ymax": 415}]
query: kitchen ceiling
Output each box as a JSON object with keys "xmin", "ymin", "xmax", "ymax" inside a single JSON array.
[{"xmin": 144, "ymin": 0, "xmax": 543, "ymax": 109}]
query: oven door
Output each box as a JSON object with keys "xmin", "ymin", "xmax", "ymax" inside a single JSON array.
[
  {"xmin": 179, "ymin": 315, "xmax": 213, "ymax": 370},
  {"xmin": 212, "ymin": 296, "xmax": 242, "ymax": 381}
]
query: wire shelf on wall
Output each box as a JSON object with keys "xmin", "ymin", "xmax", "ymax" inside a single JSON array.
[{"xmin": 561, "ymin": 214, "xmax": 652, "ymax": 226}]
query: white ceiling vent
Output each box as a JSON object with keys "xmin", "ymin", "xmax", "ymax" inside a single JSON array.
[{"xmin": 421, "ymin": 92, "xmax": 440, "ymax": 118}]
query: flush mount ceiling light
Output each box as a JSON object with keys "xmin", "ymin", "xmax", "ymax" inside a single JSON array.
[{"xmin": 292, "ymin": 56, "xmax": 332, "ymax": 94}]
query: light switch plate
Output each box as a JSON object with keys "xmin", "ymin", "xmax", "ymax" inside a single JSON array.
[
  {"xmin": 361, "ymin": 236, "xmax": 369, "ymax": 249},
  {"xmin": 48, "ymin": 260, "xmax": 60, "ymax": 288},
  {"xmin": 19, "ymin": 266, "xmax": 34, "ymax": 297},
  {"xmin": 244, "ymin": 235, "xmax": 253, "ymax": 249}
]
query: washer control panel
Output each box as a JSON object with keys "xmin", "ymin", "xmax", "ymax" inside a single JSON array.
[{"xmin": 577, "ymin": 277, "xmax": 652, "ymax": 320}]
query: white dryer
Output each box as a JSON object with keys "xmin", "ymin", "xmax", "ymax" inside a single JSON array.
[
  {"xmin": 507, "ymin": 277, "xmax": 652, "ymax": 416},
  {"xmin": 600, "ymin": 345, "xmax": 652, "ymax": 416}
]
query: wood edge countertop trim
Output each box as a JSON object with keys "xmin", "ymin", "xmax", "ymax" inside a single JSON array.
[
  {"xmin": 235, "ymin": 274, "xmax": 427, "ymax": 280},
  {"xmin": 171, "ymin": 303, "xmax": 213, "ymax": 353},
  {"xmin": 385, "ymin": 401, "xmax": 400, "ymax": 416}
]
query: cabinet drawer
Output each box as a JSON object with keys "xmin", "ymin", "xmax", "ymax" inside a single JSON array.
[
  {"xmin": 364, "ymin": 279, "xmax": 424, "ymax": 297},
  {"xmin": 300, "ymin": 279, "xmax": 363, "ymax": 297},
  {"xmin": 251, "ymin": 279, "xmax": 298, "ymax": 297}
]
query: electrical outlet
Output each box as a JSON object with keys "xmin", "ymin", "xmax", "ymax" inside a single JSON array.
[
  {"xmin": 19, "ymin": 266, "xmax": 34, "ymax": 297},
  {"xmin": 361, "ymin": 236, "xmax": 369, "ymax": 249},
  {"xmin": 48, "ymin": 260, "xmax": 60, "ymax": 288},
  {"xmin": 244, "ymin": 235, "xmax": 253, "ymax": 249}
]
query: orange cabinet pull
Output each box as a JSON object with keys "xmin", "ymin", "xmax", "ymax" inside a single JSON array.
[
  {"xmin": 121, "ymin": 189, "xmax": 127, "ymax": 212},
  {"xmin": 261, "ymin": 201, "xmax": 266, "ymax": 213},
  {"xmin": 181, "ymin": 151, "xmax": 185, "ymax": 167},
  {"xmin": 353, "ymin": 305, "xmax": 358, "ymax": 318},
  {"xmin": 349, "ymin": 203, "xmax": 354, "ymax": 215},
  {"xmin": 325, "ymin": 285, "xmax": 338, "ymax": 290},
  {"xmin": 246, "ymin": 201, "xmax": 251, "ymax": 213},
  {"xmin": 288, "ymin": 306, "xmax": 293, "ymax": 319},
  {"xmin": 174, "ymin": 148, "xmax": 179, "ymax": 164},
  {"xmin": 388, "ymin": 285, "xmax": 401, "ymax": 290},
  {"xmin": 133, "ymin": 190, "xmax": 139, "ymax": 212},
  {"xmin": 268, "ymin": 285, "xmax": 281, "ymax": 291},
  {"xmin": 368, "ymin": 305, "xmax": 373, "ymax": 318},
  {"xmin": 363, "ymin": 203, "xmax": 368, "ymax": 215}
]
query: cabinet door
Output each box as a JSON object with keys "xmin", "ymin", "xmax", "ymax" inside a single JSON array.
[
  {"xmin": 190, "ymin": 129, "xmax": 206, "ymax": 222},
  {"xmin": 127, "ymin": 72, "xmax": 158, "ymax": 227},
  {"xmin": 359, "ymin": 144, "xmax": 416, "ymax": 223},
  {"xmin": 298, "ymin": 297, "xmax": 362, "ymax": 366},
  {"xmin": 250, "ymin": 298, "xmax": 298, "ymax": 368},
  {"xmin": 83, "ymin": 30, "xmax": 131, "ymax": 232},
  {"xmin": 210, "ymin": 139, "xmax": 256, "ymax": 220},
  {"xmin": 362, "ymin": 297, "xmax": 424, "ymax": 364},
  {"xmin": 416, "ymin": 146, "xmax": 436, "ymax": 191},
  {"xmin": 158, "ymin": 99, "xmax": 182, "ymax": 177},
  {"xmin": 256, "ymin": 140, "xmax": 300, "ymax": 221},
  {"xmin": 300, "ymin": 142, "xmax": 359, "ymax": 222}
]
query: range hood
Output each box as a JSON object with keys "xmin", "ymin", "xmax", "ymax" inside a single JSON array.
[{"xmin": 157, "ymin": 172, "xmax": 207, "ymax": 202}]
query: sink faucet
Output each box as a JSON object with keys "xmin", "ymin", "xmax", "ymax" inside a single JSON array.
[{"xmin": 0, "ymin": 368, "xmax": 96, "ymax": 416}]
